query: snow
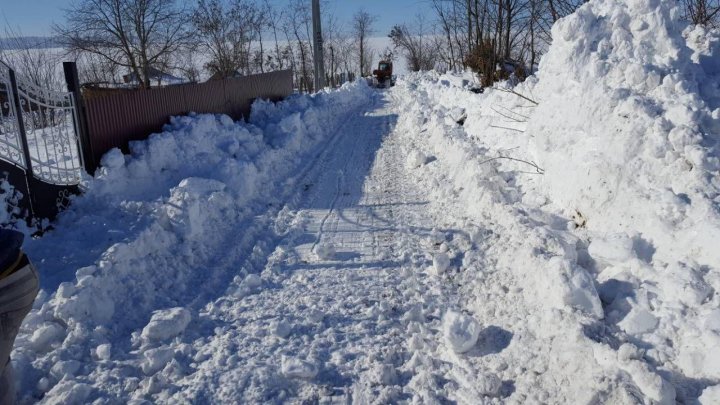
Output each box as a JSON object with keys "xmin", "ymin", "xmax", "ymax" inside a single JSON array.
[
  {"xmin": 271, "ymin": 319, "xmax": 292, "ymax": 338},
  {"xmin": 312, "ymin": 243, "xmax": 336, "ymax": 260},
  {"xmin": 94, "ymin": 344, "xmax": 112, "ymax": 361},
  {"xmin": 405, "ymin": 149, "xmax": 428, "ymax": 169},
  {"xmin": 587, "ymin": 232, "xmax": 636, "ymax": 264},
  {"xmin": 442, "ymin": 310, "xmax": 481, "ymax": 353},
  {"xmin": 700, "ymin": 385, "xmax": 720, "ymax": 404},
  {"xmin": 431, "ymin": 252, "xmax": 451, "ymax": 276},
  {"xmin": 140, "ymin": 308, "xmax": 192, "ymax": 344},
  {"xmin": 27, "ymin": 323, "xmax": 64, "ymax": 353},
  {"xmin": 6, "ymin": 0, "xmax": 720, "ymax": 402},
  {"xmin": 280, "ymin": 356, "xmax": 318, "ymax": 380}
]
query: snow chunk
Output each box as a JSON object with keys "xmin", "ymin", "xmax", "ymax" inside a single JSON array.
[
  {"xmin": 29, "ymin": 323, "xmax": 65, "ymax": 352},
  {"xmin": 676, "ymin": 332, "xmax": 720, "ymax": 379},
  {"xmin": 56, "ymin": 282, "xmax": 75, "ymax": 299},
  {"xmin": 242, "ymin": 273, "xmax": 262, "ymax": 289},
  {"xmin": 307, "ymin": 309, "xmax": 324, "ymax": 323},
  {"xmin": 448, "ymin": 107, "xmax": 467, "ymax": 124},
  {"xmin": 42, "ymin": 380, "xmax": 92, "ymax": 405},
  {"xmin": 100, "ymin": 148, "xmax": 125, "ymax": 170},
  {"xmin": 95, "ymin": 344, "xmax": 112, "ymax": 361},
  {"xmin": 547, "ymin": 257, "xmax": 604, "ymax": 319},
  {"xmin": 534, "ymin": 257, "xmax": 604, "ymax": 319},
  {"xmin": 618, "ymin": 307, "xmax": 658, "ymax": 335},
  {"xmin": 233, "ymin": 273, "xmax": 263, "ymax": 298},
  {"xmin": 704, "ymin": 309, "xmax": 720, "ymax": 332},
  {"xmin": 50, "ymin": 360, "xmax": 82, "ymax": 379},
  {"xmin": 281, "ymin": 356, "xmax": 318, "ymax": 379},
  {"xmin": 623, "ymin": 361, "xmax": 676, "ymax": 405},
  {"xmin": 588, "ymin": 233, "xmax": 636, "ymax": 265},
  {"xmin": 443, "ymin": 310, "xmax": 481, "ymax": 353},
  {"xmin": 402, "ymin": 304, "xmax": 423, "ymax": 324},
  {"xmin": 617, "ymin": 343, "xmax": 641, "ymax": 363},
  {"xmin": 700, "ymin": 385, "xmax": 720, "ymax": 405},
  {"xmin": 141, "ymin": 347, "xmax": 175, "ymax": 375},
  {"xmin": 431, "ymin": 253, "xmax": 451, "ymax": 276},
  {"xmin": 75, "ymin": 266, "xmax": 96, "ymax": 278},
  {"xmin": 159, "ymin": 177, "xmax": 228, "ymax": 239},
  {"xmin": 141, "ymin": 307, "xmax": 191, "ymax": 343},
  {"xmin": 272, "ymin": 319, "xmax": 292, "ymax": 338},
  {"xmin": 406, "ymin": 150, "xmax": 428, "ymax": 169},
  {"xmin": 369, "ymin": 363, "xmax": 398, "ymax": 386},
  {"xmin": 476, "ymin": 373, "xmax": 502, "ymax": 396},
  {"xmin": 313, "ymin": 243, "xmax": 336, "ymax": 260},
  {"xmin": 659, "ymin": 262, "xmax": 712, "ymax": 307}
]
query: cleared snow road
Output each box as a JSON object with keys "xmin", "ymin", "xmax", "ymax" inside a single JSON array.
[
  {"xmin": 165, "ymin": 94, "xmax": 474, "ymax": 402},
  {"xmin": 162, "ymin": 90, "xmax": 581, "ymax": 404},
  {"xmin": 16, "ymin": 80, "xmax": 688, "ymax": 404}
]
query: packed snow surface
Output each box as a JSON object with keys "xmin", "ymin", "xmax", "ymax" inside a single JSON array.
[{"xmin": 8, "ymin": 0, "xmax": 720, "ymax": 403}]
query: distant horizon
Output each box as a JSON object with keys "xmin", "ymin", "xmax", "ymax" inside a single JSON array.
[{"xmin": 0, "ymin": 0, "xmax": 433, "ymax": 38}]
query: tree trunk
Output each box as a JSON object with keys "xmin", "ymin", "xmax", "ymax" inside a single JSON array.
[
  {"xmin": 258, "ymin": 29, "xmax": 265, "ymax": 73},
  {"xmin": 548, "ymin": 0, "xmax": 559, "ymax": 22},
  {"xmin": 359, "ymin": 36, "xmax": 364, "ymax": 76},
  {"xmin": 504, "ymin": 0, "xmax": 512, "ymax": 60}
]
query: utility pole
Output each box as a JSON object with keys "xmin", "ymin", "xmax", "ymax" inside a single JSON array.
[{"xmin": 312, "ymin": 0, "xmax": 325, "ymax": 91}]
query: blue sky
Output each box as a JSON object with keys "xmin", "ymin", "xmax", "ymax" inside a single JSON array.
[{"xmin": 0, "ymin": 0, "xmax": 432, "ymax": 37}]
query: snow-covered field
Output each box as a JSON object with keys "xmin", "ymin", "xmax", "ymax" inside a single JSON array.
[{"xmin": 8, "ymin": 0, "xmax": 720, "ymax": 403}]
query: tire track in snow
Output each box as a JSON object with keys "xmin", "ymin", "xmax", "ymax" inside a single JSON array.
[
  {"xmin": 168, "ymin": 89, "xmax": 515, "ymax": 404},
  {"xmin": 167, "ymin": 94, "xmax": 416, "ymax": 403}
]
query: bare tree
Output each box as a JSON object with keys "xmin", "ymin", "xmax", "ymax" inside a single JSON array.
[
  {"xmin": 73, "ymin": 52, "xmax": 122, "ymax": 86},
  {"xmin": 284, "ymin": 0, "xmax": 313, "ymax": 92},
  {"xmin": 321, "ymin": 5, "xmax": 348, "ymax": 87},
  {"xmin": 265, "ymin": 0, "xmax": 286, "ymax": 70},
  {"xmin": 55, "ymin": 0, "xmax": 191, "ymax": 89},
  {"xmin": 191, "ymin": 0, "xmax": 260, "ymax": 79},
  {"xmin": 253, "ymin": 2, "xmax": 271, "ymax": 73},
  {"xmin": 352, "ymin": 9, "xmax": 378, "ymax": 77},
  {"xmin": 389, "ymin": 16, "xmax": 438, "ymax": 71},
  {"xmin": 546, "ymin": 0, "xmax": 586, "ymax": 22},
  {"xmin": 682, "ymin": 0, "xmax": 720, "ymax": 26},
  {"xmin": 174, "ymin": 47, "xmax": 203, "ymax": 83},
  {"xmin": 0, "ymin": 28, "xmax": 63, "ymax": 91}
]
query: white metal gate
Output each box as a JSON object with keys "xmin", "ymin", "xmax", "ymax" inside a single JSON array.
[{"xmin": 0, "ymin": 63, "xmax": 85, "ymax": 226}]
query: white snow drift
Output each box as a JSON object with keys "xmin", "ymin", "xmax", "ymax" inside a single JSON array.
[{"xmin": 7, "ymin": 0, "xmax": 720, "ymax": 403}]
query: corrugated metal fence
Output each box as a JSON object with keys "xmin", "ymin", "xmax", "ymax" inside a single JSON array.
[{"xmin": 82, "ymin": 69, "xmax": 293, "ymax": 172}]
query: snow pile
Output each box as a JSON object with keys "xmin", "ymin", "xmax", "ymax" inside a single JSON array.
[
  {"xmin": 531, "ymin": 0, "xmax": 720, "ymax": 267},
  {"xmin": 394, "ymin": 72, "xmax": 605, "ymax": 320},
  {"xmin": 392, "ymin": 0, "xmax": 720, "ymax": 400},
  {"xmin": 14, "ymin": 80, "xmax": 373, "ymax": 403},
  {"xmin": 528, "ymin": 0, "xmax": 720, "ymax": 388},
  {"xmin": 394, "ymin": 71, "xmax": 684, "ymax": 402}
]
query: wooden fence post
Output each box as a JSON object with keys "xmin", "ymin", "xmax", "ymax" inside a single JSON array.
[{"xmin": 63, "ymin": 62, "xmax": 96, "ymax": 174}]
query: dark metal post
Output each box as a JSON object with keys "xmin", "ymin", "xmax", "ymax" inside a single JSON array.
[
  {"xmin": 8, "ymin": 70, "xmax": 33, "ymax": 178},
  {"xmin": 8, "ymin": 68, "xmax": 36, "ymax": 219},
  {"xmin": 63, "ymin": 61, "xmax": 95, "ymax": 174}
]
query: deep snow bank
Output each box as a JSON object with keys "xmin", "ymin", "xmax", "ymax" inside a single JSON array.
[
  {"xmin": 392, "ymin": 76, "xmax": 677, "ymax": 403},
  {"xmin": 393, "ymin": 0, "xmax": 720, "ymax": 401},
  {"xmin": 531, "ymin": 0, "xmax": 720, "ymax": 267},
  {"xmin": 530, "ymin": 0, "xmax": 720, "ymax": 389},
  {"xmin": 14, "ymin": 81, "xmax": 373, "ymax": 403}
]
